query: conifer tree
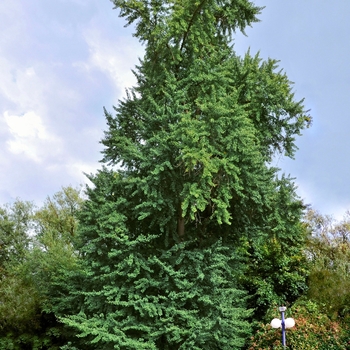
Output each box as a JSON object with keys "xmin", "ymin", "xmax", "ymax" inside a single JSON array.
[{"xmin": 59, "ymin": 1, "xmax": 311, "ymax": 348}]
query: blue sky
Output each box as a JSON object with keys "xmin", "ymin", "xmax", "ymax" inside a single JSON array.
[{"xmin": 1, "ymin": 0, "xmax": 350, "ymax": 219}]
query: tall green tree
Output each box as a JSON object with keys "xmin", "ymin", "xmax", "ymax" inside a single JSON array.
[{"xmin": 59, "ymin": 0, "xmax": 311, "ymax": 348}]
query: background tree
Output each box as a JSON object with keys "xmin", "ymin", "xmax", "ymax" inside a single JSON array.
[
  {"xmin": 58, "ymin": 0, "xmax": 311, "ymax": 348},
  {"xmin": 0, "ymin": 199, "xmax": 33, "ymax": 272},
  {"xmin": 30, "ymin": 186, "xmax": 84, "ymax": 311},
  {"xmin": 304, "ymin": 209, "xmax": 350, "ymax": 318},
  {"xmin": 0, "ymin": 199, "xmax": 37, "ymax": 336},
  {"xmin": 0, "ymin": 187, "xmax": 84, "ymax": 350}
]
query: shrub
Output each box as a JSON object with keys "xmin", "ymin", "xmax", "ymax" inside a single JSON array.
[{"xmin": 248, "ymin": 300, "xmax": 350, "ymax": 349}]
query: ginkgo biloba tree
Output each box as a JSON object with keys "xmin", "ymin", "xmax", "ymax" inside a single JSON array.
[{"xmin": 59, "ymin": 1, "xmax": 311, "ymax": 349}]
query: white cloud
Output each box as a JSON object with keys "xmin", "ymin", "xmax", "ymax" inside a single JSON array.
[
  {"xmin": 82, "ymin": 26, "xmax": 144, "ymax": 99},
  {"xmin": 4, "ymin": 111, "xmax": 62, "ymax": 163},
  {"xmin": 0, "ymin": 59, "xmax": 47, "ymax": 117},
  {"xmin": 67, "ymin": 160, "xmax": 101, "ymax": 181}
]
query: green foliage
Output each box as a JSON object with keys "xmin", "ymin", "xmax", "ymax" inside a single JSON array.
[
  {"xmin": 29, "ymin": 186, "xmax": 84, "ymax": 312},
  {"xmin": 242, "ymin": 176, "xmax": 309, "ymax": 316},
  {"xmin": 0, "ymin": 200, "xmax": 38, "ymax": 337},
  {"xmin": 0, "ymin": 0, "xmax": 312, "ymax": 347},
  {"xmin": 0, "ymin": 200, "xmax": 33, "ymax": 270},
  {"xmin": 0, "ymin": 321, "xmax": 64, "ymax": 350},
  {"xmin": 60, "ymin": 170, "xmax": 251, "ymax": 349},
  {"xmin": 34, "ymin": 185, "xmax": 83, "ymax": 245},
  {"xmin": 305, "ymin": 209, "xmax": 350, "ymax": 318},
  {"xmin": 248, "ymin": 300, "xmax": 350, "ymax": 349},
  {"xmin": 0, "ymin": 265, "xmax": 40, "ymax": 332},
  {"xmin": 0, "ymin": 187, "xmax": 84, "ymax": 349}
]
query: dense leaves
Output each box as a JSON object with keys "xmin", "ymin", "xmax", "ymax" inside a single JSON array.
[
  {"xmin": 242, "ymin": 176, "xmax": 308, "ymax": 316},
  {"xmin": 58, "ymin": 169, "xmax": 251, "ymax": 349},
  {"xmin": 249, "ymin": 211, "xmax": 350, "ymax": 349},
  {"xmin": 0, "ymin": 187, "xmax": 84, "ymax": 349},
  {"xmin": 248, "ymin": 300, "xmax": 350, "ymax": 349},
  {"xmin": 305, "ymin": 209, "xmax": 350, "ymax": 318},
  {"xmin": 0, "ymin": 200, "xmax": 33, "ymax": 270}
]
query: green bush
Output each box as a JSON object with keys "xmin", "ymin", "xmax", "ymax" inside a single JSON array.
[{"xmin": 248, "ymin": 300, "xmax": 350, "ymax": 349}]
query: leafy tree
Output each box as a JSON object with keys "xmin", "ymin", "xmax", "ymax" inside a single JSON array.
[
  {"xmin": 58, "ymin": 0, "xmax": 311, "ymax": 348},
  {"xmin": 305, "ymin": 209, "xmax": 350, "ymax": 318},
  {"xmin": 0, "ymin": 199, "xmax": 37, "ymax": 336},
  {"xmin": 0, "ymin": 187, "xmax": 84, "ymax": 350},
  {"xmin": 0, "ymin": 200, "xmax": 33, "ymax": 272},
  {"xmin": 34, "ymin": 186, "xmax": 83, "ymax": 244},
  {"xmin": 29, "ymin": 186, "xmax": 84, "ymax": 310}
]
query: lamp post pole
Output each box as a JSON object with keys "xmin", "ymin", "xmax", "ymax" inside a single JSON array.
[{"xmin": 279, "ymin": 306, "xmax": 287, "ymax": 348}]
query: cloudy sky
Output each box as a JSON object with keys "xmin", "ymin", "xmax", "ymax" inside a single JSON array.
[{"xmin": 1, "ymin": 0, "xmax": 349, "ymax": 219}]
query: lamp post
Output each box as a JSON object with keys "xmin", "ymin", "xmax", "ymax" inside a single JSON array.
[{"xmin": 270, "ymin": 306, "xmax": 295, "ymax": 348}]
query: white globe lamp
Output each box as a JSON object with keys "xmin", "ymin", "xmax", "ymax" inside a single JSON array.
[
  {"xmin": 285, "ymin": 317, "xmax": 295, "ymax": 329},
  {"xmin": 270, "ymin": 318, "xmax": 281, "ymax": 328}
]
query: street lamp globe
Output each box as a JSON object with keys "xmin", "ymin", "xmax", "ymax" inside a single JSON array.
[
  {"xmin": 285, "ymin": 318, "xmax": 295, "ymax": 329},
  {"xmin": 271, "ymin": 318, "xmax": 281, "ymax": 328}
]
